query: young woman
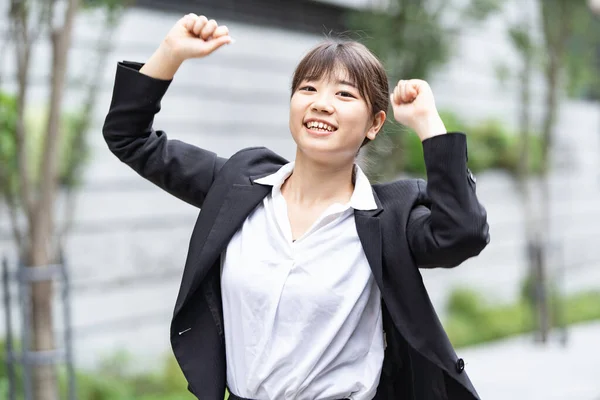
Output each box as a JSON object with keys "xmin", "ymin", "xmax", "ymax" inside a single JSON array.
[{"xmin": 102, "ymin": 13, "xmax": 489, "ymax": 400}]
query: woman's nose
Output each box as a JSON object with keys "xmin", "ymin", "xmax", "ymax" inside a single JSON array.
[{"xmin": 311, "ymin": 97, "xmax": 334, "ymax": 113}]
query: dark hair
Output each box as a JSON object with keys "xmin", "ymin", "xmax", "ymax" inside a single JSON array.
[{"xmin": 291, "ymin": 39, "xmax": 389, "ymax": 147}]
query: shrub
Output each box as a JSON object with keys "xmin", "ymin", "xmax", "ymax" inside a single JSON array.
[
  {"xmin": 0, "ymin": 347, "xmax": 195, "ymax": 400},
  {"xmin": 365, "ymin": 109, "xmax": 544, "ymax": 180},
  {"xmin": 444, "ymin": 286, "xmax": 600, "ymax": 348}
]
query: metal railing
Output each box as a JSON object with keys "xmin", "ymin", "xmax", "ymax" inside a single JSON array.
[{"xmin": 2, "ymin": 252, "xmax": 76, "ymax": 400}]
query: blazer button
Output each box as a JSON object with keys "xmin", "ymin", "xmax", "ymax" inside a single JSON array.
[
  {"xmin": 467, "ymin": 169, "xmax": 477, "ymax": 183},
  {"xmin": 456, "ymin": 358, "xmax": 465, "ymax": 374}
]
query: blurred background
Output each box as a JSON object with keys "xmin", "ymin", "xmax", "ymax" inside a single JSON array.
[{"xmin": 1, "ymin": 0, "xmax": 600, "ymax": 399}]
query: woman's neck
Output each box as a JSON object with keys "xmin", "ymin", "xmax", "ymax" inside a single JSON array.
[{"xmin": 281, "ymin": 151, "xmax": 355, "ymax": 207}]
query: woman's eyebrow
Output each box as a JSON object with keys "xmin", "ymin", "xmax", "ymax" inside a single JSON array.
[{"xmin": 337, "ymin": 79, "xmax": 358, "ymax": 88}]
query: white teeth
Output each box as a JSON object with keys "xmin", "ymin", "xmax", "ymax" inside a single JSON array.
[{"xmin": 306, "ymin": 121, "xmax": 335, "ymax": 131}]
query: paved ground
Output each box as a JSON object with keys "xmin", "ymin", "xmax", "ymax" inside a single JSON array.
[{"xmin": 459, "ymin": 321, "xmax": 600, "ymax": 400}]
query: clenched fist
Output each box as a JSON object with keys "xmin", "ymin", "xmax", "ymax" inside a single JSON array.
[
  {"xmin": 163, "ymin": 13, "xmax": 233, "ymax": 62},
  {"xmin": 140, "ymin": 14, "xmax": 233, "ymax": 80},
  {"xmin": 390, "ymin": 79, "xmax": 446, "ymax": 141}
]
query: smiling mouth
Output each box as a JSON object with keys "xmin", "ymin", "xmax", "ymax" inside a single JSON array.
[{"xmin": 304, "ymin": 121, "xmax": 337, "ymax": 133}]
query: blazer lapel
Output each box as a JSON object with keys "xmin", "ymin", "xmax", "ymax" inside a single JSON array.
[
  {"xmin": 355, "ymin": 192, "xmax": 384, "ymax": 291},
  {"xmin": 177, "ymin": 179, "xmax": 271, "ymax": 314}
]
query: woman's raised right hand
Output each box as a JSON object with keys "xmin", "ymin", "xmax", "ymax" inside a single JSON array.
[{"xmin": 162, "ymin": 14, "xmax": 233, "ymax": 62}]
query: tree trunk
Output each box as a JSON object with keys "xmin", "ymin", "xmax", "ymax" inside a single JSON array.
[
  {"xmin": 536, "ymin": 0, "xmax": 572, "ymax": 344},
  {"xmin": 28, "ymin": 240, "xmax": 57, "ymax": 400},
  {"xmin": 28, "ymin": 0, "xmax": 80, "ymax": 398},
  {"xmin": 513, "ymin": 8, "xmax": 541, "ymax": 337},
  {"xmin": 8, "ymin": 2, "xmax": 59, "ymax": 395},
  {"xmin": 536, "ymin": 50, "xmax": 559, "ymax": 342},
  {"xmin": 515, "ymin": 7, "xmax": 534, "ymax": 245}
]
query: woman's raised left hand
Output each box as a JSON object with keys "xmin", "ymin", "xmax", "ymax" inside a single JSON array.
[{"xmin": 390, "ymin": 79, "xmax": 447, "ymax": 141}]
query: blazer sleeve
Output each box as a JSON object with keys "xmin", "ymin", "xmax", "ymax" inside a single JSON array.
[
  {"xmin": 406, "ymin": 133, "xmax": 490, "ymax": 268},
  {"xmin": 102, "ymin": 61, "xmax": 227, "ymax": 209}
]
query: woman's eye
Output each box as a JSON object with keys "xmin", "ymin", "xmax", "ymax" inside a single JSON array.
[
  {"xmin": 338, "ymin": 91, "xmax": 355, "ymax": 98},
  {"xmin": 300, "ymin": 86, "xmax": 316, "ymax": 92}
]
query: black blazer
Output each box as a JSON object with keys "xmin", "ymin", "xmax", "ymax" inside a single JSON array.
[{"xmin": 103, "ymin": 62, "xmax": 490, "ymax": 400}]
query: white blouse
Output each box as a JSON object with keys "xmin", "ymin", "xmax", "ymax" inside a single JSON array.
[{"xmin": 221, "ymin": 162, "xmax": 384, "ymax": 400}]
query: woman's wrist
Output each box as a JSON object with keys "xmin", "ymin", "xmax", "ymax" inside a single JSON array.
[{"xmin": 414, "ymin": 113, "xmax": 447, "ymax": 142}]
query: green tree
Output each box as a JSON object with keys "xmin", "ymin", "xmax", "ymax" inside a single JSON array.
[
  {"xmin": 0, "ymin": 0, "xmax": 131, "ymax": 398},
  {"xmin": 498, "ymin": 0, "xmax": 600, "ymax": 344},
  {"xmin": 492, "ymin": 0, "xmax": 546, "ymax": 342},
  {"xmin": 344, "ymin": 0, "xmax": 502, "ymax": 181},
  {"xmin": 534, "ymin": 0, "xmax": 595, "ymax": 343},
  {"xmin": 564, "ymin": 1, "xmax": 600, "ymax": 100}
]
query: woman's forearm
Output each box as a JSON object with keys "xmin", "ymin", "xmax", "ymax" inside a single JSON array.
[{"xmin": 139, "ymin": 43, "xmax": 184, "ymax": 81}]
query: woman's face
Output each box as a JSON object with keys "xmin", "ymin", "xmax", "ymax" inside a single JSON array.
[{"xmin": 289, "ymin": 67, "xmax": 385, "ymax": 164}]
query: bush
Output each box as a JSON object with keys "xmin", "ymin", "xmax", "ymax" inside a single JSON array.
[
  {"xmin": 365, "ymin": 109, "xmax": 544, "ymax": 180},
  {"xmin": 72, "ymin": 372, "xmax": 134, "ymax": 400},
  {"xmin": 560, "ymin": 291, "xmax": 600, "ymax": 325},
  {"xmin": 444, "ymin": 286, "xmax": 600, "ymax": 348},
  {"xmin": 444, "ymin": 286, "xmax": 534, "ymax": 348},
  {"xmin": 0, "ymin": 347, "xmax": 195, "ymax": 400}
]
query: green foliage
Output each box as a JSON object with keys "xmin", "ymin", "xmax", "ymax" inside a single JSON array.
[
  {"xmin": 0, "ymin": 92, "xmax": 90, "ymax": 199},
  {"xmin": 82, "ymin": 0, "xmax": 130, "ymax": 12},
  {"xmin": 69, "ymin": 351, "xmax": 194, "ymax": 399},
  {"xmin": 444, "ymin": 286, "xmax": 600, "ymax": 348},
  {"xmin": 533, "ymin": 0, "xmax": 600, "ymax": 101},
  {"xmin": 364, "ymin": 109, "xmax": 543, "ymax": 181},
  {"xmin": 462, "ymin": 0, "xmax": 503, "ymax": 21},
  {"xmin": 0, "ymin": 93, "xmax": 19, "ymax": 196},
  {"xmin": 345, "ymin": 1, "xmax": 450, "ymax": 90},
  {"xmin": 0, "ymin": 347, "xmax": 196, "ymax": 400},
  {"xmin": 161, "ymin": 351, "xmax": 192, "ymax": 393},
  {"xmin": 519, "ymin": 272, "xmax": 560, "ymax": 308},
  {"xmin": 508, "ymin": 25, "xmax": 534, "ymax": 55},
  {"xmin": 71, "ymin": 372, "xmax": 135, "ymax": 400},
  {"xmin": 344, "ymin": 1, "xmax": 450, "ymax": 183},
  {"xmin": 563, "ymin": 2, "xmax": 600, "ymax": 100},
  {"xmin": 25, "ymin": 106, "xmax": 90, "ymax": 188},
  {"xmin": 400, "ymin": 110, "xmax": 469, "ymax": 177},
  {"xmin": 500, "ymin": 1, "xmax": 600, "ymax": 101},
  {"xmin": 82, "ymin": 0, "xmax": 132, "ymax": 27},
  {"xmin": 0, "ymin": 339, "xmax": 25, "ymax": 397},
  {"xmin": 447, "ymin": 287, "xmax": 484, "ymax": 319},
  {"xmin": 562, "ymin": 291, "xmax": 600, "ymax": 324},
  {"xmin": 0, "ymin": 0, "xmax": 130, "ymax": 201},
  {"xmin": 467, "ymin": 118, "xmax": 542, "ymax": 175},
  {"xmin": 346, "ymin": 0, "xmax": 504, "ymax": 181}
]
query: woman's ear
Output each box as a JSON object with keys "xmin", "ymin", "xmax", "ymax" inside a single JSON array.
[{"xmin": 366, "ymin": 110, "xmax": 386, "ymax": 140}]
